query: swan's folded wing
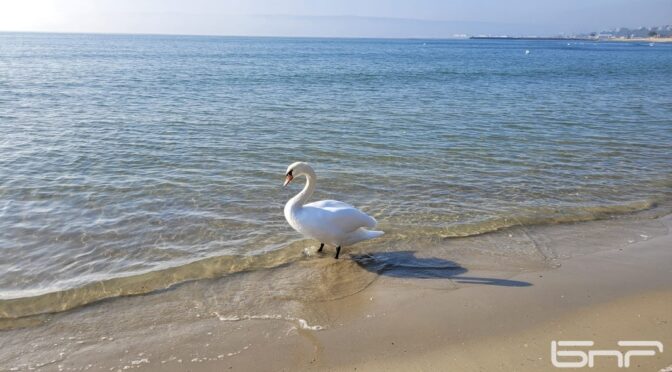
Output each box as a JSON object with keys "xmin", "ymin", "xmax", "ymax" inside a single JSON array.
[
  {"xmin": 302, "ymin": 200, "xmax": 377, "ymax": 233},
  {"xmin": 305, "ymin": 200, "xmax": 355, "ymax": 210}
]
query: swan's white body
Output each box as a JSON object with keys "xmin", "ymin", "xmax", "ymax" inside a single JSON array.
[{"xmin": 283, "ymin": 162, "xmax": 384, "ymax": 254}]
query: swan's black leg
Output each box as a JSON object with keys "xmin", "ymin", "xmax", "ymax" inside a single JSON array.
[
  {"xmin": 317, "ymin": 243, "xmax": 324, "ymax": 253},
  {"xmin": 334, "ymin": 246, "xmax": 341, "ymax": 259}
]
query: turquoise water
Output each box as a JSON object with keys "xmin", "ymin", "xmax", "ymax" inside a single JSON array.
[{"xmin": 1, "ymin": 33, "xmax": 671, "ymax": 317}]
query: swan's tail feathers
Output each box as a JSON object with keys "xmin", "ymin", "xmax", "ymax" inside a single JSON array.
[
  {"xmin": 364, "ymin": 230, "xmax": 384, "ymax": 240},
  {"xmin": 343, "ymin": 228, "xmax": 384, "ymax": 246},
  {"xmin": 365, "ymin": 215, "xmax": 378, "ymax": 229}
]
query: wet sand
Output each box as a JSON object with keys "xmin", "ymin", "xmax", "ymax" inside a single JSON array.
[{"xmin": 1, "ymin": 214, "xmax": 671, "ymax": 371}]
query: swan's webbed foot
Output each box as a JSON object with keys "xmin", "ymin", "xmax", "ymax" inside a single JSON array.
[
  {"xmin": 334, "ymin": 246, "xmax": 341, "ymax": 259},
  {"xmin": 317, "ymin": 243, "xmax": 324, "ymax": 253}
]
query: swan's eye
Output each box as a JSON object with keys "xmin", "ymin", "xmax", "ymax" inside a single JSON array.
[{"xmin": 287, "ymin": 169, "xmax": 293, "ymax": 176}]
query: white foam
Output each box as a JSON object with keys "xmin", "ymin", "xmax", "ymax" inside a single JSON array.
[
  {"xmin": 213, "ymin": 312, "xmax": 324, "ymax": 331},
  {"xmin": 296, "ymin": 318, "xmax": 323, "ymax": 331},
  {"xmin": 130, "ymin": 358, "xmax": 149, "ymax": 365},
  {"xmin": 245, "ymin": 314, "xmax": 283, "ymax": 320},
  {"xmin": 212, "ymin": 312, "xmax": 240, "ymax": 321}
]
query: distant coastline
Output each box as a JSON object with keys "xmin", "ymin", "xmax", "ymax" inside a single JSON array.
[
  {"xmin": 603, "ymin": 36, "xmax": 672, "ymax": 43},
  {"xmin": 469, "ymin": 36, "xmax": 591, "ymax": 41},
  {"xmin": 470, "ymin": 36, "xmax": 672, "ymax": 43},
  {"xmin": 470, "ymin": 24, "xmax": 672, "ymax": 43}
]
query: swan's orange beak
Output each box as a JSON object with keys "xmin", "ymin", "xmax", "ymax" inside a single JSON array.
[{"xmin": 283, "ymin": 174, "xmax": 293, "ymax": 187}]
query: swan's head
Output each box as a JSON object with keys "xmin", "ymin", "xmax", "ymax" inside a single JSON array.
[{"xmin": 283, "ymin": 161, "xmax": 313, "ymax": 187}]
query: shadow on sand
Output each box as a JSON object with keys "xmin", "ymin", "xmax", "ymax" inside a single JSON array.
[{"xmin": 350, "ymin": 251, "xmax": 531, "ymax": 287}]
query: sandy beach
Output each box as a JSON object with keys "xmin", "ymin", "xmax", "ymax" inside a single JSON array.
[{"xmin": 1, "ymin": 212, "xmax": 670, "ymax": 371}]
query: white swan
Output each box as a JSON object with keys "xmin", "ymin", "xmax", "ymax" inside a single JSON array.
[{"xmin": 283, "ymin": 162, "xmax": 384, "ymax": 259}]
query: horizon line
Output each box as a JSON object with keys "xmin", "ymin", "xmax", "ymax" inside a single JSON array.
[{"xmin": 0, "ymin": 29, "xmax": 476, "ymax": 41}]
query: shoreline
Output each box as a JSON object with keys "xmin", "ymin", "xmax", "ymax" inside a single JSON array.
[
  {"xmin": 0, "ymin": 213, "xmax": 671, "ymax": 371},
  {"xmin": 1, "ymin": 197, "xmax": 663, "ymax": 321},
  {"xmin": 1, "ymin": 197, "xmax": 665, "ymax": 321}
]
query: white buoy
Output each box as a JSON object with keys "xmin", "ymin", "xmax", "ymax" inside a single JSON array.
[{"xmin": 525, "ymin": 49, "xmax": 530, "ymax": 55}]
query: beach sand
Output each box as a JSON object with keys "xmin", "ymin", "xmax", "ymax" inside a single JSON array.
[{"xmin": 1, "ymin": 214, "xmax": 671, "ymax": 371}]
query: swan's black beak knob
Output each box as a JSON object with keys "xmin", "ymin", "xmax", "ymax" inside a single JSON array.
[{"xmin": 283, "ymin": 173, "xmax": 293, "ymax": 187}]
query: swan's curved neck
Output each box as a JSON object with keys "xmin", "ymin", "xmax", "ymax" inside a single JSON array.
[{"xmin": 288, "ymin": 169, "xmax": 316, "ymax": 209}]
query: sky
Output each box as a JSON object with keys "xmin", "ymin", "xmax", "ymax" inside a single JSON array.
[{"xmin": 0, "ymin": 0, "xmax": 670, "ymax": 38}]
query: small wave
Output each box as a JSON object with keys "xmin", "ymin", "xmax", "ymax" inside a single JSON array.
[
  {"xmin": 0, "ymin": 198, "xmax": 664, "ymax": 322},
  {"xmin": 436, "ymin": 199, "xmax": 658, "ymax": 238},
  {"xmin": 0, "ymin": 243, "xmax": 308, "ymax": 320}
]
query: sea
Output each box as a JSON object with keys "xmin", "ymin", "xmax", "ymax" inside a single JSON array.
[{"xmin": 1, "ymin": 32, "xmax": 671, "ymax": 319}]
